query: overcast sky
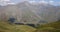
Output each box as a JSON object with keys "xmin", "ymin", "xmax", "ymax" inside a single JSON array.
[{"xmin": 0, "ymin": 0, "xmax": 60, "ymax": 6}]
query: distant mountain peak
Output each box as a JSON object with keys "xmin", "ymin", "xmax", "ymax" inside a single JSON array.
[{"xmin": 0, "ymin": 1, "xmax": 60, "ymax": 23}]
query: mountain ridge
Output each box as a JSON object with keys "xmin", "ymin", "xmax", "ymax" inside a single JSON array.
[{"xmin": 0, "ymin": 1, "xmax": 60, "ymax": 24}]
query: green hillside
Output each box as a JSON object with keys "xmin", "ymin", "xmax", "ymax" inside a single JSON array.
[
  {"xmin": 0, "ymin": 20, "xmax": 60, "ymax": 32},
  {"xmin": 0, "ymin": 21, "xmax": 36, "ymax": 32},
  {"xmin": 36, "ymin": 20, "xmax": 60, "ymax": 32}
]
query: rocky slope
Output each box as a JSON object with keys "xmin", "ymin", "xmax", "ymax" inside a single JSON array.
[{"xmin": 0, "ymin": 1, "xmax": 60, "ymax": 24}]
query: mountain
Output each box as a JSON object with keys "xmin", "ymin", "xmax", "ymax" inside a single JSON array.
[
  {"xmin": 0, "ymin": 1, "xmax": 60, "ymax": 24},
  {"xmin": 0, "ymin": 1, "xmax": 43, "ymax": 24},
  {"xmin": 17, "ymin": 1, "xmax": 60, "ymax": 22}
]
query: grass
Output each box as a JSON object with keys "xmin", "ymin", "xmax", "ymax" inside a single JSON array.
[
  {"xmin": 36, "ymin": 20, "xmax": 60, "ymax": 32},
  {"xmin": 0, "ymin": 21, "xmax": 36, "ymax": 32},
  {"xmin": 0, "ymin": 20, "xmax": 60, "ymax": 32}
]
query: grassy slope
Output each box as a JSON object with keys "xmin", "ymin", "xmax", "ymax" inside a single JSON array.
[
  {"xmin": 0, "ymin": 21, "xmax": 36, "ymax": 32},
  {"xmin": 0, "ymin": 20, "xmax": 60, "ymax": 32},
  {"xmin": 36, "ymin": 20, "xmax": 60, "ymax": 32}
]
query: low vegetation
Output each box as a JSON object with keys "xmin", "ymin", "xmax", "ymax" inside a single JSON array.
[
  {"xmin": 0, "ymin": 21, "xmax": 36, "ymax": 32},
  {"xmin": 0, "ymin": 20, "xmax": 60, "ymax": 32},
  {"xmin": 36, "ymin": 20, "xmax": 60, "ymax": 32}
]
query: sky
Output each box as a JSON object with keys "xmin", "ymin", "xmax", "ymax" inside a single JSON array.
[{"xmin": 0, "ymin": 0, "xmax": 60, "ymax": 6}]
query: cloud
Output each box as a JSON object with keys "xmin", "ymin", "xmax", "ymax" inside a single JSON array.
[
  {"xmin": 0, "ymin": 2, "xmax": 8, "ymax": 6},
  {"xmin": 49, "ymin": 1, "xmax": 54, "ymax": 2},
  {"xmin": 48, "ymin": 1, "xmax": 56, "ymax": 5},
  {"xmin": 7, "ymin": 2, "xmax": 15, "ymax": 5},
  {"xmin": 0, "ymin": 0, "xmax": 60, "ymax": 6},
  {"xmin": 49, "ymin": 1, "xmax": 54, "ymax": 4},
  {"xmin": 0, "ymin": 0, "xmax": 16, "ymax": 6},
  {"xmin": 28, "ymin": 0, "xmax": 52, "ymax": 5},
  {"xmin": 28, "ymin": 1, "xmax": 36, "ymax": 3},
  {"xmin": 39, "ymin": 0, "xmax": 57, "ymax": 5},
  {"xmin": 3, "ymin": 0, "xmax": 10, "ymax": 1},
  {"xmin": 28, "ymin": 0, "xmax": 40, "ymax": 5},
  {"xmin": 0, "ymin": 0, "xmax": 10, "ymax": 2},
  {"xmin": 39, "ymin": 0, "xmax": 48, "ymax": 4}
]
